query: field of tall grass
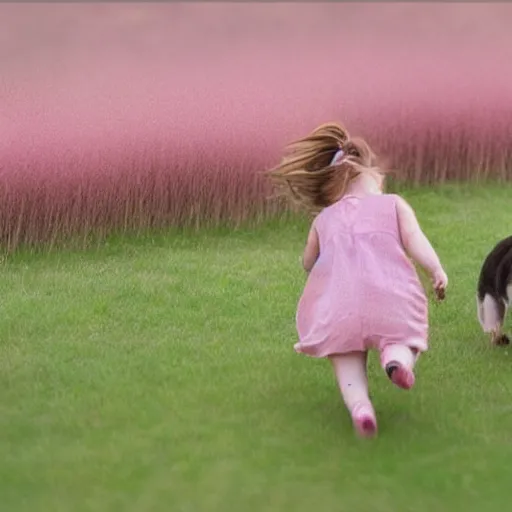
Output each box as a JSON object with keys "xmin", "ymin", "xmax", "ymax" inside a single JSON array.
[{"xmin": 2, "ymin": 3, "xmax": 512, "ymax": 251}]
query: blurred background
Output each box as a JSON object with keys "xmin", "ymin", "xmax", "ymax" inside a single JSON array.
[{"xmin": 1, "ymin": 3, "xmax": 512, "ymax": 249}]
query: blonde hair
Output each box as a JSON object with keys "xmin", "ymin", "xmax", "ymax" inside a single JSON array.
[{"xmin": 267, "ymin": 122, "xmax": 383, "ymax": 214}]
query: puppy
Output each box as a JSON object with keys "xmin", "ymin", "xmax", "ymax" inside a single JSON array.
[{"xmin": 477, "ymin": 236, "xmax": 512, "ymax": 346}]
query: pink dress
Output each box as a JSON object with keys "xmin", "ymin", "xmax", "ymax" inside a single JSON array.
[{"xmin": 295, "ymin": 193, "xmax": 428, "ymax": 358}]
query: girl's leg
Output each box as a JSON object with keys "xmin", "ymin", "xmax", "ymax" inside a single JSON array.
[
  {"xmin": 329, "ymin": 351, "xmax": 377, "ymax": 438},
  {"xmin": 380, "ymin": 343, "xmax": 420, "ymax": 390}
]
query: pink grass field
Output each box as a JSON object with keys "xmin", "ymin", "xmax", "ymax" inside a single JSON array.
[{"xmin": 1, "ymin": 3, "xmax": 512, "ymax": 250}]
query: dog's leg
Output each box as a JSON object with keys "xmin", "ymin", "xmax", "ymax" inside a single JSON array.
[
  {"xmin": 479, "ymin": 294, "xmax": 509, "ymax": 346},
  {"xmin": 500, "ymin": 284, "xmax": 512, "ymax": 345},
  {"xmin": 493, "ymin": 300, "xmax": 509, "ymax": 346},
  {"xmin": 491, "ymin": 329, "xmax": 509, "ymax": 346}
]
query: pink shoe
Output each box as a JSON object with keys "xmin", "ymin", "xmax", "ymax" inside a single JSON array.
[
  {"xmin": 351, "ymin": 402, "xmax": 378, "ymax": 438},
  {"xmin": 385, "ymin": 361, "xmax": 415, "ymax": 390}
]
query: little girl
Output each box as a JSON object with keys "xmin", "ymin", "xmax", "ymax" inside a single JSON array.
[{"xmin": 268, "ymin": 122, "xmax": 448, "ymax": 438}]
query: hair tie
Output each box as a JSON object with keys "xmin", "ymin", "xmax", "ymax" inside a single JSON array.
[{"xmin": 330, "ymin": 149, "xmax": 345, "ymax": 166}]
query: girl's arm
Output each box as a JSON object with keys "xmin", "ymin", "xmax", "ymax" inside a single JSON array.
[
  {"xmin": 396, "ymin": 196, "xmax": 448, "ymax": 294},
  {"xmin": 302, "ymin": 224, "xmax": 320, "ymax": 272}
]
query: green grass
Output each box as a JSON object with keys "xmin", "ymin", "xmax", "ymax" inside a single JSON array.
[{"xmin": 1, "ymin": 183, "xmax": 512, "ymax": 512}]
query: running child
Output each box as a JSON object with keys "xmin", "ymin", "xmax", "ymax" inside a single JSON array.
[{"xmin": 268, "ymin": 122, "xmax": 448, "ymax": 438}]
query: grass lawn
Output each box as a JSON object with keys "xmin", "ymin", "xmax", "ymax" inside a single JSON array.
[{"xmin": 1, "ymin": 184, "xmax": 512, "ymax": 512}]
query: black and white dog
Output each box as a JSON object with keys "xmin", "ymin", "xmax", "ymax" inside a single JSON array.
[{"xmin": 477, "ymin": 236, "xmax": 512, "ymax": 345}]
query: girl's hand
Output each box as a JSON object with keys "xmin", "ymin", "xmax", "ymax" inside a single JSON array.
[{"xmin": 432, "ymin": 268, "xmax": 448, "ymax": 301}]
